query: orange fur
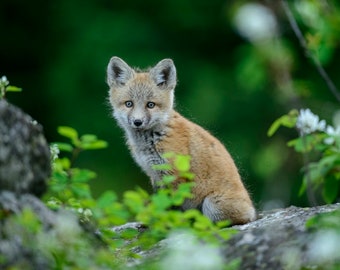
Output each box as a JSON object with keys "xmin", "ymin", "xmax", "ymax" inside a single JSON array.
[{"xmin": 157, "ymin": 111, "xmax": 256, "ymax": 224}]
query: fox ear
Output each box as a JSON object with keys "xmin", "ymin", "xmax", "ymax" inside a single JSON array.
[
  {"xmin": 150, "ymin": 59, "xmax": 177, "ymax": 90},
  {"xmin": 107, "ymin": 57, "xmax": 134, "ymax": 87}
]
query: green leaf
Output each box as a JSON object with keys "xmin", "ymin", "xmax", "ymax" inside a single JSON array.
[
  {"xmin": 135, "ymin": 187, "xmax": 150, "ymax": 199},
  {"xmin": 152, "ymin": 163, "xmax": 172, "ymax": 171},
  {"xmin": 80, "ymin": 134, "xmax": 98, "ymax": 142},
  {"xmin": 287, "ymin": 138, "xmax": 299, "ymax": 148},
  {"xmin": 298, "ymin": 176, "xmax": 307, "ymax": 197},
  {"xmin": 288, "ymin": 134, "xmax": 325, "ymax": 153},
  {"xmin": 123, "ymin": 190, "xmax": 146, "ymax": 213},
  {"xmin": 51, "ymin": 171, "xmax": 69, "ymax": 185},
  {"xmin": 172, "ymin": 182, "xmax": 194, "ymax": 205},
  {"xmin": 216, "ymin": 219, "xmax": 231, "ymax": 229},
  {"xmin": 17, "ymin": 209, "xmax": 41, "ymax": 233},
  {"xmin": 291, "ymin": 136, "xmax": 311, "ymax": 152},
  {"xmin": 59, "ymin": 157, "xmax": 71, "ymax": 170},
  {"xmin": 96, "ymin": 191, "xmax": 118, "ymax": 208},
  {"xmin": 161, "ymin": 175, "xmax": 176, "ymax": 184},
  {"xmin": 318, "ymin": 155, "xmax": 340, "ymax": 177},
  {"xmin": 267, "ymin": 110, "xmax": 298, "ymax": 137},
  {"xmin": 192, "ymin": 214, "xmax": 213, "ymax": 230},
  {"xmin": 58, "ymin": 126, "xmax": 79, "ymax": 141},
  {"xmin": 80, "ymin": 140, "xmax": 108, "ymax": 150},
  {"xmin": 322, "ymin": 175, "xmax": 339, "ymax": 204},
  {"xmin": 304, "ymin": 163, "xmax": 322, "ymax": 186},
  {"xmin": 55, "ymin": 142, "xmax": 73, "ymax": 152},
  {"xmin": 45, "ymin": 197, "xmax": 62, "ymax": 210},
  {"xmin": 179, "ymin": 171, "xmax": 195, "ymax": 180},
  {"xmin": 306, "ymin": 209, "xmax": 340, "ymax": 230},
  {"xmin": 6, "ymin": 85, "xmax": 22, "ymax": 92},
  {"xmin": 71, "ymin": 169, "xmax": 96, "ymax": 183},
  {"xmin": 182, "ymin": 208, "xmax": 201, "ymax": 219},
  {"xmin": 71, "ymin": 183, "xmax": 91, "ymax": 198},
  {"xmin": 120, "ymin": 228, "xmax": 139, "ymax": 239},
  {"xmin": 174, "ymin": 155, "xmax": 191, "ymax": 172},
  {"xmin": 151, "ymin": 192, "xmax": 172, "ymax": 211}
]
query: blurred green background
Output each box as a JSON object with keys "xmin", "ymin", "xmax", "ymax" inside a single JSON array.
[{"xmin": 1, "ymin": 0, "xmax": 339, "ymax": 209}]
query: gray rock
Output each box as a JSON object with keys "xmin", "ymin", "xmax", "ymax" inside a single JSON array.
[
  {"xmin": 0, "ymin": 99, "xmax": 50, "ymax": 196},
  {"xmin": 224, "ymin": 204, "xmax": 340, "ymax": 269},
  {"xmin": 0, "ymin": 191, "xmax": 56, "ymax": 269},
  {"xmin": 0, "ymin": 190, "xmax": 105, "ymax": 270}
]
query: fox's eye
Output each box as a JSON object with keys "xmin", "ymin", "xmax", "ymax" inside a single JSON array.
[
  {"xmin": 125, "ymin": 101, "xmax": 133, "ymax": 108},
  {"xmin": 146, "ymin": 102, "xmax": 155, "ymax": 109}
]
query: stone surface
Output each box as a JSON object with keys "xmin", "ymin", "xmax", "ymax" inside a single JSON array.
[
  {"xmin": 0, "ymin": 191, "xmax": 56, "ymax": 269},
  {"xmin": 0, "ymin": 191, "xmax": 103, "ymax": 270},
  {"xmin": 0, "ymin": 99, "xmax": 50, "ymax": 196},
  {"xmin": 224, "ymin": 204, "xmax": 340, "ymax": 269}
]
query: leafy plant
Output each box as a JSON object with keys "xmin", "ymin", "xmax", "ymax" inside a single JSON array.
[
  {"xmin": 0, "ymin": 76, "xmax": 22, "ymax": 99},
  {"xmin": 43, "ymin": 126, "xmax": 237, "ymax": 269},
  {"xmin": 269, "ymin": 108, "xmax": 340, "ymax": 204},
  {"xmin": 46, "ymin": 126, "xmax": 108, "ymax": 207}
]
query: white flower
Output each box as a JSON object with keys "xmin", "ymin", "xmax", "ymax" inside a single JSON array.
[
  {"xmin": 296, "ymin": 109, "xmax": 326, "ymax": 135},
  {"xmin": 324, "ymin": 125, "xmax": 340, "ymax": 145},
  {"xmin": 0, "ymin": 76, "xmax": 9, "ymax": 86},
  {"xmin": 233, "ymin": 3, "xmax": 278, "ymax": 43},
  {"xmin": 83, "ymin": 208, "xmax": 93, "ymax": 219},
  {"xmin": 160, "ymin": 231, "xmax": 224, "ymax": 270},
  {"xmin": 50, "ymin": 144, "xmax": 60, "ymax": 163},
  {"xmin": 0, "ymin": 76, "xmax": 9, "ymax": 96}
]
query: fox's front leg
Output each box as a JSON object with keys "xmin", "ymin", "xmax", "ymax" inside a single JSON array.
[{"xmin": 149, "ymin": 168, "xmax": 174, "ymax": 191}]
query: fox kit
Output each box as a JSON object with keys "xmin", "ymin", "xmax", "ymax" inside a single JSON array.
[{"xmin": 107, "ymin": 57, "xmax": 256, "ymax": 225}]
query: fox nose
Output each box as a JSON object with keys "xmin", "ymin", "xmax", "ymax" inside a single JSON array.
[{"xmin": 133, "ymin": 119, "xmax": 143, "ymax": 127}]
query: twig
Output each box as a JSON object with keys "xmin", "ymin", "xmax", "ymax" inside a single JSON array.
[
  {"xmin": 301, "ymin": 134, "xmax": 318, "ymax": 206},
  {"xmin": 280, "ymin": 0, "xmax": 340, "ymax": 103}
]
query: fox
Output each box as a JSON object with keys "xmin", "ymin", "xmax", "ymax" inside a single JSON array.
[{"xmin": 106, "ymin": 56, "xmax": 256, "ymax": 225}]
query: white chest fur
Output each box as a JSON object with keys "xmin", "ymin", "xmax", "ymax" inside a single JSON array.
[{"xmin": 125, "ymin": 129, "xmax": 166, "ymax": 186}]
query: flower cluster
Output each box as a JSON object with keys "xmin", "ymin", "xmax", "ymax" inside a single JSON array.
[
  {"xmin": 50, "ymin": 144, "xmax": 60, "ymax": 166},
  {"xmin": 269, "ymin": 108, "xmax": 340, "ymax": 204},
  {"xmin": 0, "ymin": 76, "xmax": 9, "ymax": 97},
  {"xmin": 325, "ymin": 125, "xmax": 340, "ymax": 145},
  {"xmin": 0, "ymin": 76, "xmax": 9, "ymax": 86},
  {"xmin": 296, "ymin": 109, "xmax": 326, "ymax": 135},
  {"xmin": 234, "ymin": 3, "xmax": 278, "ymax": 43},
  {"xmin": 296, "ymin": 108, "xmax": 340, "ymax": 145}
]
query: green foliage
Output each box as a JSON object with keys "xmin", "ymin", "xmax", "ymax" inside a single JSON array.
[
  {"xmin": 295, "ymin": 0, "xmax": 340, "ymax": 65},
  {"xmin": 47, "ymin": 126, "xmax": 107, "ymax": 204},
  {"xmin": 306, "ymin": 208, "xmax": 340, "ymax": 231},
  {"xmin": 2, "ymin": 207, "xmax": 120, "ymax": 269},
  {"xmin": 42, "ymin": 127, "xmax": 237, "ymax": 269},
  {"xmin": 269, "ymin": 109, "xmax": 340, "ymax": 204},
  {"xmin": 56, "ymin": 126, "xmax": 108, "ymax": 153},
  {"xmin": 267, "ymin": 109, "xmax": 299, "ymax": 137},
  {"xmin": 0, "ymin": 76, "xmax": 22, "ymax": 99}
]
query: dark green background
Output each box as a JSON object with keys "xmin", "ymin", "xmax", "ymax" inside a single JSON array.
[{"xmin": 1, "ymin": 0, "xmax": 339, "ymax": 209}]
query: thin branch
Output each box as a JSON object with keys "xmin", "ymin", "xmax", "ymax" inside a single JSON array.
[
  {"xmin": 280, "ymin": 0, "xmax": 340, "ymax": 103},
  {"xmin": 301, "ymin": 134, "xmax": 318, "ymax": 206}
]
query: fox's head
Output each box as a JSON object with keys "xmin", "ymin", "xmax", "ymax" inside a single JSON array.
[{"xmin": 107, "ymin": 57, "xmax": 177, "ymax": 131}]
